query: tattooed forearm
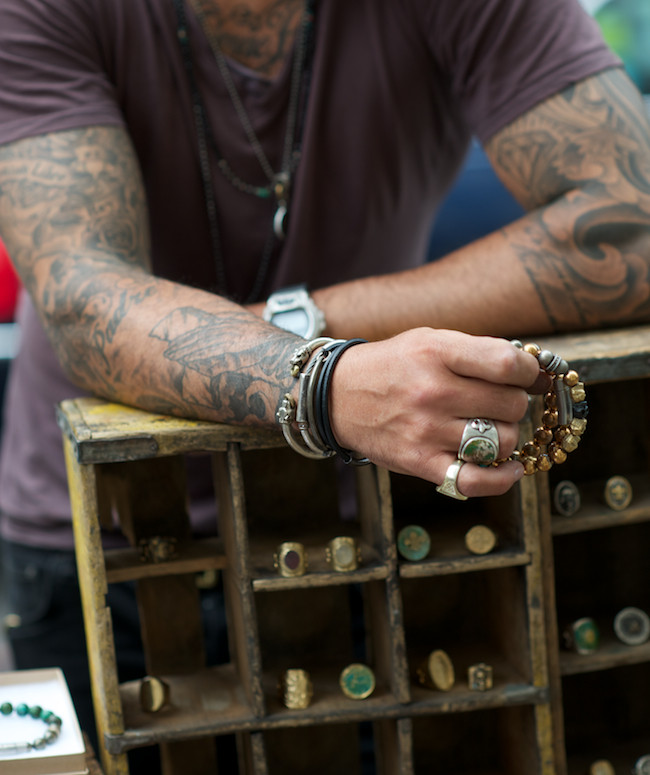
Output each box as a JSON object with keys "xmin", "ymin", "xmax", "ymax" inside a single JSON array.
[
  {"xmin": 0, "ymin": 126, "xmax": 295, "ymax": 427},
  {"xmin": 148, "ymin": 306, "xmax": 295, "ymax": 423},
  {"xmin": 487, "ymin": 68, "xmax": 650, "ymax": 332}
]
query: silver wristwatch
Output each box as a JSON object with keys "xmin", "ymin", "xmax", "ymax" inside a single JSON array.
[{"xmin": 263, "ymin": 284, "xmax": 326, "ymax": 339}]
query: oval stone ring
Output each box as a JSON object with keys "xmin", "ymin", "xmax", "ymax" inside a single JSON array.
[{"xmin": 458, "ymin": 418, "xmax": 499, "ymax": 466}]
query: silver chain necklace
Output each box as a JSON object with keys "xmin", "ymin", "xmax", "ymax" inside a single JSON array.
[
  {"xmin": 173, "ymin": 0, "xmax": 316, "ymax": 300},
  {"xmin": 191, "ymin": 0, "xmax": 307, "ymax": 239}
]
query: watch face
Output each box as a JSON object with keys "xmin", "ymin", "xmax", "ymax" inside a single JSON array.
[{"xmin": 272, "ymin": 308, "xmax": 310, "ymax": 337}]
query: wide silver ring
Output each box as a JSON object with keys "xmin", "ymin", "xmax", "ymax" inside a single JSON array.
[
  {"xmin": 436, "ymin": 459, "xmax": 468, "ymax": 501},
  {"xmin": 458, "ymin": 418, "xmax": 499, "ymax": 466}
]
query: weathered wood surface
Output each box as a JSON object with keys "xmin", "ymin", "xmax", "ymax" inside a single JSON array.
[
  {"xmin": 64, "ymin": 434, "xmax": 130, "ymax": 775},
  {"xmin": 57, "ymin": 396, "xmax": 283, "ymax": 464},
  {"xmin": 537, "ymin": 324, "xmax": 650, "ymax": 383},
  {"xmin": 104, "ymin": 537, "xmax": 226, "ymax": 584},
  {"xmin": 109, "ymin": 666, "xmax": 547, "ymax": 752},
  {"xmin": 559, "ymin": 637, "xmax": 650, "ymax": 676}
]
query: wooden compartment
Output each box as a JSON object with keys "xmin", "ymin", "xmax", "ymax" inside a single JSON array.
[
  {"xmin": 410, "ymin": 705, "xmax": 548, "ymax": 775},
  {"xmin": 56, "ymin": 325, "xmax": 650, "ymax": 775}
]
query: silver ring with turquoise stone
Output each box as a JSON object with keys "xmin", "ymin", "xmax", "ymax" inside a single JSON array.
[{"xmin": 458, "ymin": 418, "xmax": 499, "ymax": 466}]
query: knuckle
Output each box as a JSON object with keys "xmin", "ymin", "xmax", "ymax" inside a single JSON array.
[{"xmin": 494, "ymin": 344, "xmax": 521, "ymax": 379}]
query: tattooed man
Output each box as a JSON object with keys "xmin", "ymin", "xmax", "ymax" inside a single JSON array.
[{"xmin": 0, "ymin": 0, "xmax": 648, "ymax": 758}]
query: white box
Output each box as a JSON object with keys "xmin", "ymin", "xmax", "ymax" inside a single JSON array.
[{"xmin": 0, "ymin": 668, "xmax": 88, "ymax": 775}]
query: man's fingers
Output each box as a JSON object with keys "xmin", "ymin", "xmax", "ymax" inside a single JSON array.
[
  {"xmin": 436, "ymin": 331, "xmax": 541, "ymax": 389},
  {"xmin": 440, "ymin": 457, "xmax": 525, "ymax": 499}
]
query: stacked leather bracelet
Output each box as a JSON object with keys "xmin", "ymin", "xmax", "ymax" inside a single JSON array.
[
  {"xmin": 510, "ymin": 341, "xmax": 588, "ymax": 474},
  {"xmin": 277, "ymin": 337, "xmax": 370, "ymax": 465}
]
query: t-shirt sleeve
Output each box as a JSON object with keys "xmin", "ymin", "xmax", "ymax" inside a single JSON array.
[
  {"xmin": 0, "ymin": 0, "xmax": 125, "ymax": 146},
  {"xmin": 424, "ymin": 0, "xmax": 622, "ymax": 144}
]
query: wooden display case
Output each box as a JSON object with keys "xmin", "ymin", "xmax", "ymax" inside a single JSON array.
[{"xmin": 56, "ymin": 325, "xmax": 650, "ymax": 775}]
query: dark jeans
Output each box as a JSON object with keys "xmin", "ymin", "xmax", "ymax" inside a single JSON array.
[{"xmin": 1, "ymin": 538, "xmax": 233, "ymax": 772}]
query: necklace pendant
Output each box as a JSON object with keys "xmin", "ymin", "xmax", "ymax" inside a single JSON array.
[
  {"xmin": 273, "ymin": 203, "xmax": 288, "ymax": 240},
  {"xmin": 272, "ymin": 172, "xmax": 291, "ymax": 239},
  {"xmin": 273, "ymin": 171, "xmax": 290, "ymax": 203}
]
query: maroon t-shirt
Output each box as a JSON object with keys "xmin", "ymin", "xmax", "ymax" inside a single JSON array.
[{"xmin": 0, "ymin": 0, "xmax": 619, "ymax": 548}]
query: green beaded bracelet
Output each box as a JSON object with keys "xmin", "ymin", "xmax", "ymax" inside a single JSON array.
[{"xmin": 0, "ymin": 701, "xmax": 62, "ymax": 755}]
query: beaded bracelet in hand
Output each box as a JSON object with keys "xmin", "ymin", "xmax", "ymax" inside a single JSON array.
[
  {"xmin": 509, "ymin": 340, "xmax": 588, "ymax": 475},
  {"xmin": 0, "ymin": 702, "xmax": 63, "ymax": 755}
]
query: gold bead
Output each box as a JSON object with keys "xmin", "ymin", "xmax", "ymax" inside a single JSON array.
[
  {"xmin": 522, "ymin": 457, "xmax": 537, "ymax": 475},
  {"xmin": 534, "ymin": 427, "xmax": 553, "ymax": 445},
  {"xmin": 570, "ymin": 383, "xmax": 586, "ymax": 402},
  {"xmin": 542, "ymin": 410, "xmax": 558, "ymax": 428},
  {"xmin": 549, "ymin": 444, "xmax": 568, "ymax": 464},
  {"xmin": 544, "ymin": 391, "xmax": 558, "ymax": 410},
  {"xmin": 561, "ymin": 434, "xmax": 580, "ymax": 452},
  {"xmin": 523, "ymin": 343, "xmax": 541, "ymax": 357},
  {"xmin": 537, "ymin": 454, "xmax": 553, "ymax": 472},
  {"xmin": 564, "ymin": 370, "xmax": 580, "ymax": 387},
  {"xmin": 569, "ymin": 418, "xmax": 588, "ymax": 436},
  {"xmin": 522, "ymin": 441, "xmax": 540, "ymax": 458},
  {"xmin": 554, "ymin": 426, "xmax": 570, "ymax": 443}
]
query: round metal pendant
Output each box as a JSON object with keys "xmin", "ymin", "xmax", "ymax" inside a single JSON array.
[{"xmin": 273, "ymin": 204, "xmax": 288, "ymax": 240}]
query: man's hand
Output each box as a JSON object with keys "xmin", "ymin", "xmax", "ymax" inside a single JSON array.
[{"xmin": 329, "ymin": 329, "xmax": 549, "ymax": 496}]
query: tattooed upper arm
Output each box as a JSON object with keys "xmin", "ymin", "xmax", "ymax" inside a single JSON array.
[
  {"xmin": 485, "ymin": 68, "xmax": 650, "ymax": 331},
  {"xmin": 0, "ymin": 125, "xmax": 151, "ymax": 297},
  {"xmin": 485, "ymin": 68, "xmax": 650, "ymax": 210},
  {"xmin": 0, "ymin": 126, "xmax": 157, "ymax": 390}
]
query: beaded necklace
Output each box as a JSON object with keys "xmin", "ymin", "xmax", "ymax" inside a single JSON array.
[
  {"xmin": 171, "ymin": 0, "xmax": 318, "ymax": 302},
  {"xmin": 0, "ymin": 702, "xmax": 62, "ymax": 755}
]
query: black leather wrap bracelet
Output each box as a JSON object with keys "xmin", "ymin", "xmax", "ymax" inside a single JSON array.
[{"xmin": 313, "ymin": 338, "xmax": 370, "ymax": 466}]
